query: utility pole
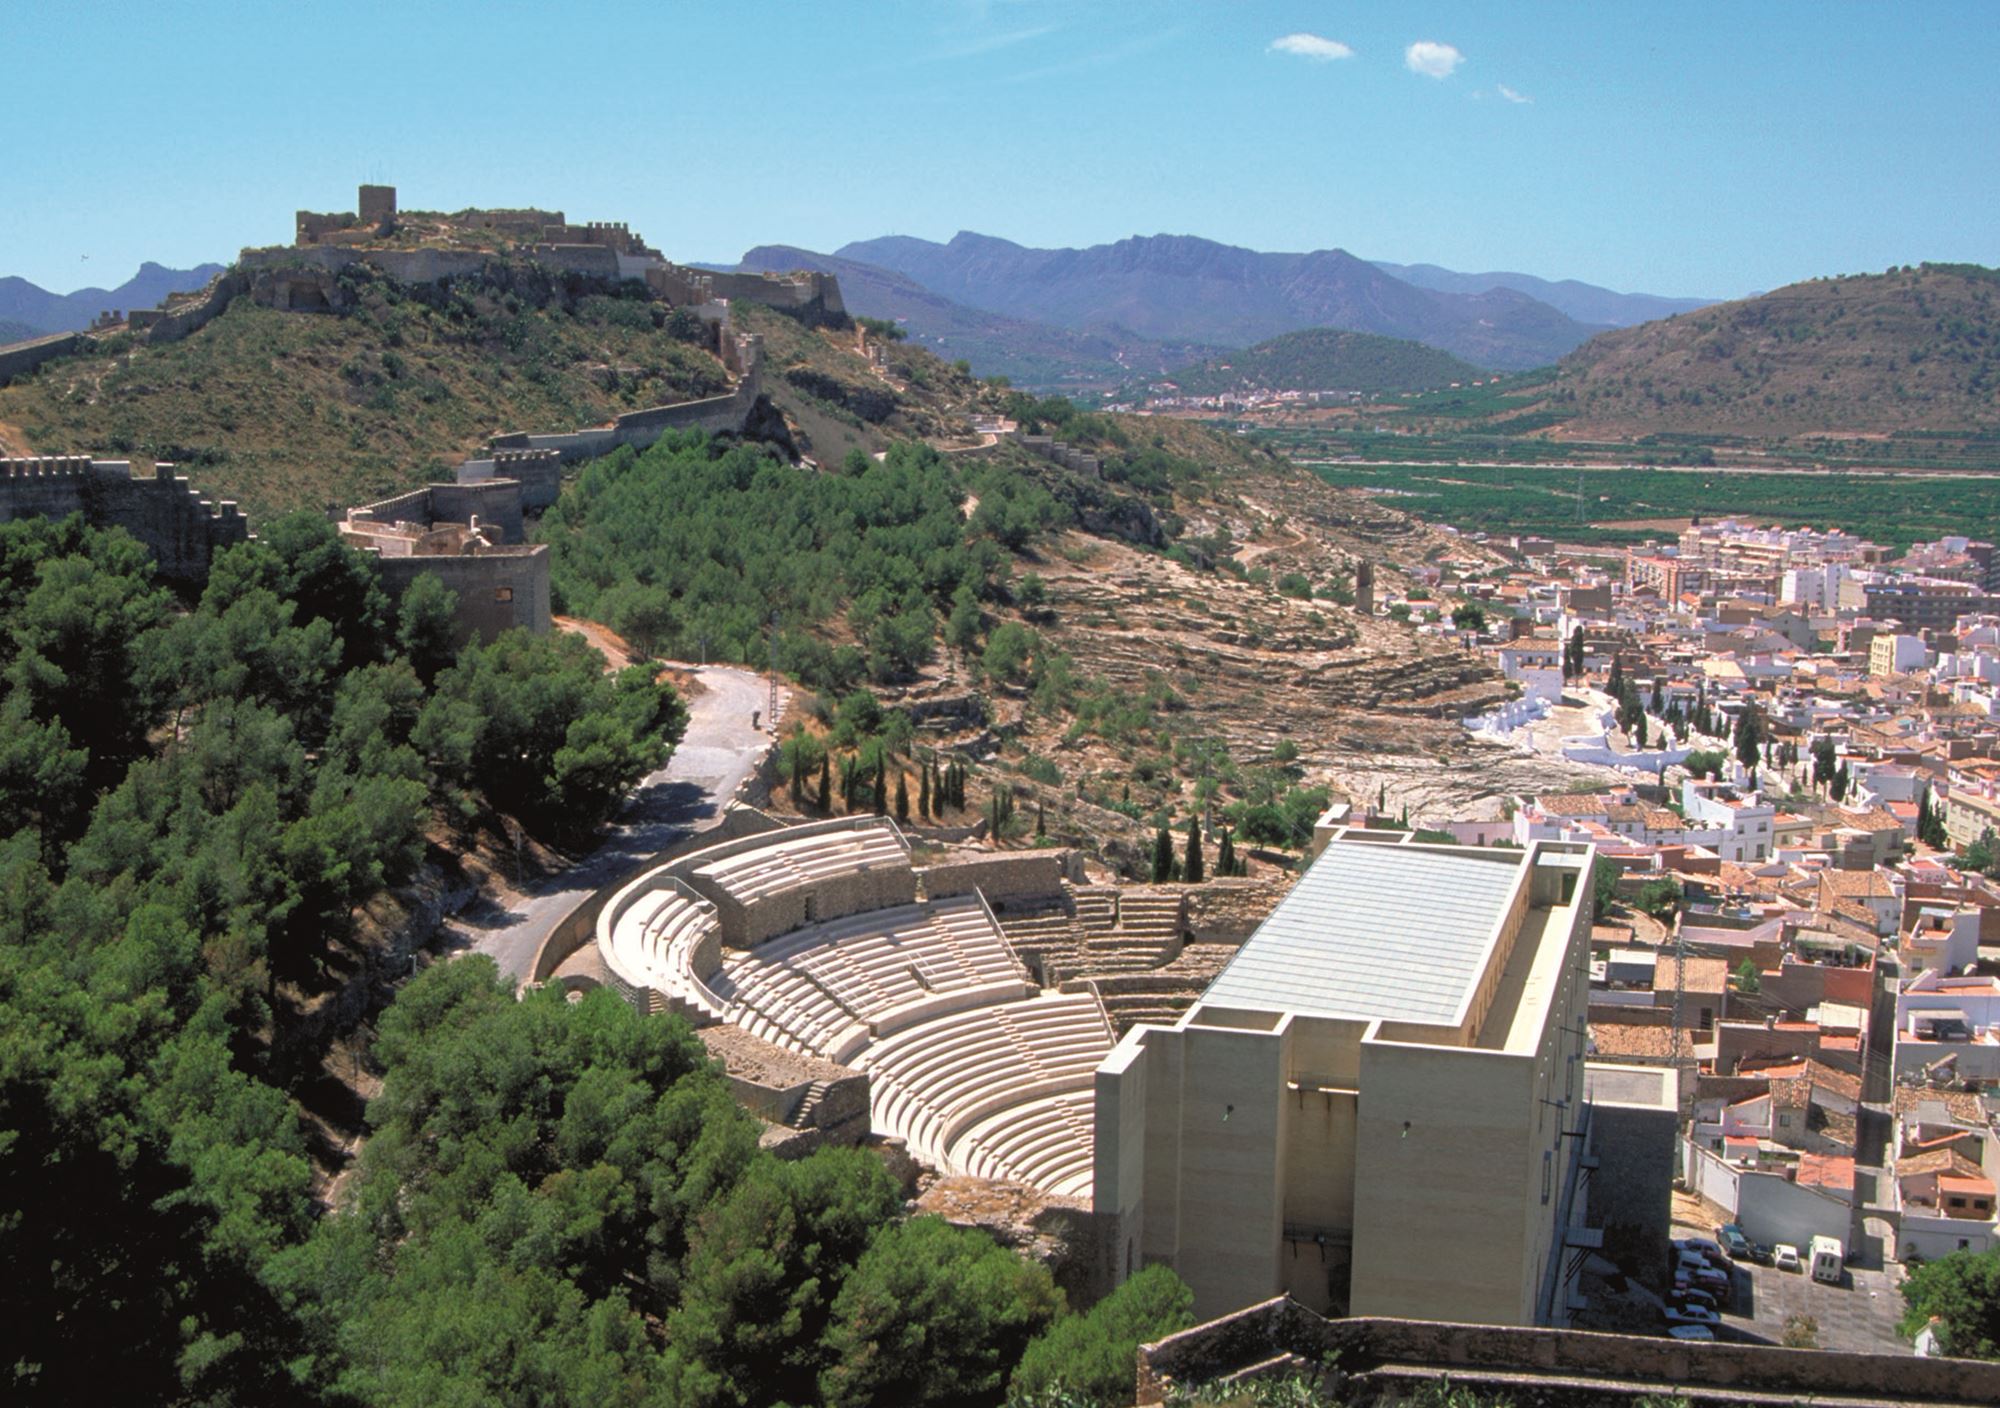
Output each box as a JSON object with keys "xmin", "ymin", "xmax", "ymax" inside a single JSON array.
[{"xmin": 767, "ymin": 611, "xmax": 780, "ymax": 733}]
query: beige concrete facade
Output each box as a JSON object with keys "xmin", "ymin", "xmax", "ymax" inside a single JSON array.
[{"xmin": 1093, "ymin": 833, "xmax": 1597, "ymax": 1325}]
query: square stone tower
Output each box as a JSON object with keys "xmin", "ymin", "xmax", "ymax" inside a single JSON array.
[{"xmin": 358, "ymin": 184, "xmax": 397, "ymax": 227}]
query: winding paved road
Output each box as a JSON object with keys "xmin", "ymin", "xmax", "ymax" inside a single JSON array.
[{"xmin": 445, "ymin": 665, "xmax": 782, "ymax": 983}]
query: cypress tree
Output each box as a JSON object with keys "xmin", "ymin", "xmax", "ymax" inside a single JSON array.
[
  {"xmin": 1151, "ymin": 825, "xmax": 1174, "ymax": 884},
  {"xmin": 1184, "ymin": 815, "xmax": 1204, "ymax": 885},
  {"xmin": 1217, "ymin": 827, "xmax": 1236, "ymax": 877},
  {"xmin": 895, "ymin": 771, "xmax": 909, "ymax": 825},
  {"xmin": 818, "ymin": 753, "xmax": 832, "ymax": 812},
  {"xmin": 1036, "ymin": 802, "xmax": 1047, "ymax": 837},
  {"xmin": 918, "ymin": 762, "xmax": 931, "ymax": 820},
  {"xmin": 874, "ymin": 760, "xmax": 888, "ymax": 816}
]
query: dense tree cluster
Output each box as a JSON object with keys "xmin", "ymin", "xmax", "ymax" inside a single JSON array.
[
  {"xmin": 0, "ymin": 512, "xmax": 683, "ymax": 1403},
  {"xmin": 539, "ymin": 433, "xmax": 1062, "ymax": 690}
]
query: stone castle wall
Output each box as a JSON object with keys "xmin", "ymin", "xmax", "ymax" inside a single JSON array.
[
  {"xmin": 373, "ymin": 551, "xmax": 550, "ymax": 646},
  {"xmin": 0, "ymin": 332, "xmax": 87, "ymax": 387},
  {"xmin": 0, "ymin": 457, "xmax": 249, "ymax": 584},
  {"xmin": 487, "ymin": 332, "xmax": 765, "ymax": 464},
  {"xmin": 456, "ymin": 449, "xmax": 563, "ymax": 510}
]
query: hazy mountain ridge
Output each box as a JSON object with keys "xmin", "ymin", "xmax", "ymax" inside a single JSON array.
[
  {"xmin": 836, "ymin": 231, "xmax": 1605, "ymax": 371},
  {"xmin": 736, "ymin": 245, "xmax": 1221, "ymax": 389},
  {"xmin": 1369, "ymin": 261, "xmax": 1716, "ymax": 328},
  {"xmin": 0, "ymin": 261, "xmax": 226, "ymax": 335}
]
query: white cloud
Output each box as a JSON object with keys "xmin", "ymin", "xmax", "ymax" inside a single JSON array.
[
  {"xmin": 1270, "ymin": 32, "xmax": 1354, "ymax": 62},
  {"xmin": 1404, "ymin": 40, "xmax": 1463, "ymax": 79},
  {"xmin": 1497, "ymin": 83, "xmax": 1531, "ymax": 104}
]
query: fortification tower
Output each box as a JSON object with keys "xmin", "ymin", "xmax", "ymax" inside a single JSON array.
[{"xmin": 358, "ymin": 184, "xmax": 397, "ymax": 228}]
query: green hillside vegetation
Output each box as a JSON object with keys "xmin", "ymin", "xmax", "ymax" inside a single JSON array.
[
  {"xmin": 0, "ymin": 262, "xmax": 731, "ymax": 520},
  {"xmin": 1547, "ymin": 262, "xmax": 2000, "ymax": 436},
  {"xmin": 1304, "ymin": 460, "xmax": 2000, "ymax": 551},
  {"xmin": 538, "ymin": 434, "xmax": 1066, "ymax": 689},
  {"xmin": 0, "ymin": 510, "xmax": 696, "ymax": 1402},
  {"xmin": 1137, "ymin": 327, "xmax": 1484, "ymax": 399}
]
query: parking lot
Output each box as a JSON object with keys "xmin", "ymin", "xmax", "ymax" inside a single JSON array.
[{"xmin": 1671, "ymin": 1220, "xmax": 1909, "ymax": 1354}]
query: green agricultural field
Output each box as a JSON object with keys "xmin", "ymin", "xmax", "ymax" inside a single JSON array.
[{"xmin": 1299, "ymin": 460, "xmax": 2000, "ymax": 551}]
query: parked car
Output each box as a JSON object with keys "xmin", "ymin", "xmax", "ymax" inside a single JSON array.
[
  {"xmin": 1747, "ymin": 1242, "xmax": 1774, "ymax": 1266},
  {"xmin": 1773, "ymin": 1243, "xmax": 1803, "ymax": 1272},
  {"xmin": 1677, "ymin": 1236, "xmax": 1728, "ymax": 1264},
  {"xmin": 1668, "ymin": 1324, "xmax": 1717, "ymax": 1342},
  {"xmin": 1662, "ymin": 1304, "xmax": 1721, "ymax": 1328},
  {"xmin": 1675, "ymin": 1265, "xmax": 1732, "ymax": 1301},
  {"xmin": 1716, "ymin": 1224, "xmax": 1754, "ymax": 1260},
  {"xmin": 1668, "ymin": 1286, "xmax": 1719, "ymax": 1313}
]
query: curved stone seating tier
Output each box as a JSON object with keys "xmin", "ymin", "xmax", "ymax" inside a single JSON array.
[
  {"xmin": 951, "ymin": 1088, "xmax": 1097, "ymax": 1200},
  {"xmin": 601, "ymin": 879, "xmax": 725, "ymax": 1018},
  {"xmin": 709, "ymin": 896, "xmax": 1032, "ymax": 1061},
  {"xmin": 693, "ymin": 823, "xmax": 909, "ymax": 906},
  {"xmin": 857, "ymin": 993, "xmax": 1112, "ymax": 1186}
]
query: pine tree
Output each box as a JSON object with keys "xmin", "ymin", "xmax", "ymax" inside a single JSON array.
[
  {"xmin": 1217, "ymin": 827, "xmax": 1236, "ymax": 877},
  {"xmin": 895, "ymin": 771, "xmax": 909, "ymax": 825},
  {"xmin": 1151, "ymin": 825, "xmax": 1174, "ymax": 884},
  {"xmin": 918, "ymin": 762, "xmax": 931, "ymax": 820},
  {"xmin": 818, "ymin": 753, "xmax": 833, "ymax": 812}
]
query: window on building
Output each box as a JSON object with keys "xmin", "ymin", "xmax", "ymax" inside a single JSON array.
[
  {"xmin": 494, "ymin": 586, "xmax": 514, "ymax": 603},
  {"xmin": 1778, "ymin": 1113, "xmax": 1791, "ymax": 1128},
  {"xmin": 1949, "ymin": 1196, "xmax": 1965, "ymax": 1208}
]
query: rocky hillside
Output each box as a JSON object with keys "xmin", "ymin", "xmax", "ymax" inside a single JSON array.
[
  {"xmin": 1132, "ymin": 327, "xmax": 1483, "ymax": 399},
  {"xmin": 1547, "ymin": 262, "xmax": 2000, "ymax": 437},
  {"xmin": 0, "ymin": 261, "xmax": 733, "ymax": 520},
  {"xmin": 837, "ymin": 231, "xmax": 1600, "ymax": 370}
]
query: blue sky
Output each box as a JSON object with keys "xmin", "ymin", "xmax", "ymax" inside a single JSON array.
[{"xmin": 8, "ymin": 1, "xmax": 1996, "ymax": 299}]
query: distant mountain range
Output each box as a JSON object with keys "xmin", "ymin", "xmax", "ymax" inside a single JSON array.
[
  {"xmin": 833, "ymin": 232, "xmax": 1607, "ymax": 372},
  {"xmin": 736, "ymin": 245, "xmax": 1221, "ymax": 389},
  {"xmin": 1366, "ymin": 262, "xmax": 1714, "ymax": 328},
  {"xmin": 0, "ymin": 262, "xmax": 225, "ymax": 337},
  {"xmin": 1134, "ymin": 327, "xmax": 1484, "ymax": 400}
]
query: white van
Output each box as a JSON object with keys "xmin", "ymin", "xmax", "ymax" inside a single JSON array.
[{"xmin": 1809, "ymin": 1235, "xmax": 1844, "ymax": 1284}]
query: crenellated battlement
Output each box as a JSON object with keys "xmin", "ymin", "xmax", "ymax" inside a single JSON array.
[{"xmin": 0, "ymin": 456, "xmax": 250, "ymax": 583}]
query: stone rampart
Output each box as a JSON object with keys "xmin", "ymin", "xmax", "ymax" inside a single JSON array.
[
  {"xmin": 0, "ymin": 457, "xmax": 249, "ymax": 584},
  {"xmin": 373, "ymin": 552, "xmax": 550, "ymax": 646},
  {"xmin": 1012, "ymin": 432, "xmax": 1102, "ymax": 480},
  {"xmin": 488, "ymin": 333, "xmax": 764, "ymax": 464},
  {"xmin": 704, "ymin": 268, "xmax": 845, "ymax": 317},
  {"xmin": 1135, "ymin": 1300, "xmax": 2000, "ymax": 1406},
  {"xmin": 129, "ymin": 270, "xmax": 250, "ymax": 344},
  {"xmin": 0, "ymin": 332, "xmax": 86, "ymax": 387},
  {"xmin": 457, "ymin": 449, "xmax": 562, "ymax": 509},
  {"xmin": 349, "ymin": 480, "xmax": 526, "ymax": 544}
]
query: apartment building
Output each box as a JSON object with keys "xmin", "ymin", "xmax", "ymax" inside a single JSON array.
[{"xmin": 1093, "ymin": 833, "xmax": 1598, "ymax": 1326}]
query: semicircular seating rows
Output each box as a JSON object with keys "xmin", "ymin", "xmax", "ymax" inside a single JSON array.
[{"xmin": 596, "ymin": 822, "xmax": 1114, "ymax": 1202}]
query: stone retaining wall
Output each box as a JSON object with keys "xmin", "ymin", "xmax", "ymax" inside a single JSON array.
[{"xmin": 1136, "ymin": 1299, "xmax": 2000, "ymax": 1406}]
